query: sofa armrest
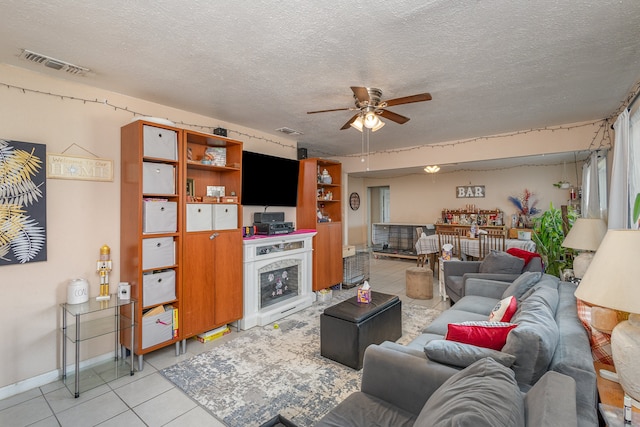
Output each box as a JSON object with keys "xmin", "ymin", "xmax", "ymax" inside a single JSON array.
[
  {"xmin": 360, "ymin": 342, "xmax": 460, "ymax": 416},
  {"xmin": 463, "ymin": 276, "xmax": 514, "ymax": 298},
  {"xmin": 443, "ymin": 260, "xmax": 481, "ymax": 277}
]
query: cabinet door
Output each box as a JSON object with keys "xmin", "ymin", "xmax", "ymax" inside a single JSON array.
[
  {"xmin": 314, "ymin": 222, "xmax": 343, "ymax": 291},
  {"xmin": 182, "ymin": 232, "xmax": 216, "ymax": 337},
  {"xmin": 213, "ymin": 230, "xmax": 243, "ymax": 325},
  {"xmin": 181, "ymin": 231, "xmax": 242, "ymax": 337}
]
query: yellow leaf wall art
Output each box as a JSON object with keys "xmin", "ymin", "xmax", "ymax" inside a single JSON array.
[{"xmin": 0, "ymin": 140, "xmax": 46, "ymax": 265}]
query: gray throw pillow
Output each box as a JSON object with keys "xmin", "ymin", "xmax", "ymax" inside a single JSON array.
[
  {"xmin": 502, "ymin": 271, "xmax": 542, "ymax": 300},
  {"xmin": 479, "ymin": 251, "xmax": 525, "ymax": 274},
  {"xmin": 415, "ymin": 358, "xmax": 525, "ymax": 427},
  {"xmin": 502, "ymin": 287, "xmax": 559, "ymax": 385},
  {"xmin": 424, "ymin": 340, "xmax": 517, "ymax": 368}
]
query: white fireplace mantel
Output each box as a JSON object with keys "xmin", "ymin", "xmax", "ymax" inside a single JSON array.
[{"xmin": 238, "ymin": 230, "xmax": 316, "ymax": 330}]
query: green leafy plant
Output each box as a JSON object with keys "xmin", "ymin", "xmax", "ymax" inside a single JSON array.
[
  {"xmin": 531, "ymin": 203, "xmax": 577, "ymax": 278},
  {"xmin": 634, "ymin": 193, "xmax": 640, "ymax": 225}
]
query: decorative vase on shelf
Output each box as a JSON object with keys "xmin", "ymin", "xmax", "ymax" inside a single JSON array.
[{"xmin": 321, "ymin": 169, "xmax": 332, "ymax": 184}]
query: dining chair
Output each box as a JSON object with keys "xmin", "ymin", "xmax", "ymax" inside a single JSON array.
[
  {"xmin": 416, "ymin": 253, "xmax": 427, "ymax": 267},
  {"xmin": 478, "ymin": 229, "xmax": 506, "ymax": 260},
  {"xmin": 437, "ymin": 229, "xmax": 462, "ymax": 259}
]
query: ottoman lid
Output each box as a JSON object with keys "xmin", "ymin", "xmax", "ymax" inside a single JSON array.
[{"xmin": 324, "ymin": 291, "xmax": 400, "ymax": 323}]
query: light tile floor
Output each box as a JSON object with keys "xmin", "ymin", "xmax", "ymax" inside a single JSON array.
[{"xmin": 0, "ymin": 256, "xmax": 446, "ymax": 427}]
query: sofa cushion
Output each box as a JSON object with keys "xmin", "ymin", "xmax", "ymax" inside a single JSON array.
[
  {"xmin": 315, "ymin": 391, "xmax": 416, "ymax": 427},
  {"xmin": 445, "ymin": 321, "xmax": 517, "ymax": 351},
  {"xmin": 489, "ymin": 295, "xmax": 517, "ymax": 322},
  {"xmin": 424, "ymin": 340, "xmax": 516, "ymax": 368},
  {"xmin": 423, "ymin": 309, "xmax": 488, "ymax": 336},
  {"xmin": 501, "ymin": 271, "xmax": 542, "ymax": 300},
  {"xmin": 415, "ymin": 357, "xmax": 525, "ymax": 427},
  {"xmin": 479, "ymin": 250, "xmax": 525, "ymax": 274},
  {"xmin": 450, "ymin": 295, "xmax": 499, "ymax": 316},
  {"xmin": 502, "ymin": 286, "xmax": 559, "ymax": 385}
]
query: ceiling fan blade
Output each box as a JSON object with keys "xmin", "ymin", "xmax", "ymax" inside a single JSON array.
[
  {"xmin": 351, "ymin": 86, "xmax": 370, "ymax": 103},
  {"xmin": 307, "ymin": 107, "xmax": 352, "ymax": 114},
  {"xmin": 340, "ymin": 113, "xmax": 361, "ymax": 130},
  {"xmin": 379, "ymin": 109, "xmax": 410, "ymax": 124},
  {"xmin": 384, "ymin": 92, "xmax": 432, "ymax": 107}
]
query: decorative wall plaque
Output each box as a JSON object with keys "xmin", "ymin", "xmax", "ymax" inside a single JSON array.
[
  {"xmin": 47, "ymin": 153, "xmax": 113, "ymax": 182},
  {"xmin": 456, "ymin": 185, "xmax": 485, "ymax": 198}
]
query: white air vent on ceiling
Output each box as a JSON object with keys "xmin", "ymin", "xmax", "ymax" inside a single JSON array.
[
  {"xmin": 19, "ymin": 49, "xmax": 90, "ymax": 76},
  {"xmin": 276, "ymin": 127, "xmax": 304, "ymax": 136}
]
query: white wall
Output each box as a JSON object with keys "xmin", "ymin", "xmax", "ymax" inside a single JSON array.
[{"xmin": 0, "ymin": 64, "xmax": 297, "ymax": 396}]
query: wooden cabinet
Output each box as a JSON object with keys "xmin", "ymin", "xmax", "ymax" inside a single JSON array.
[
  {"xmin": 297, "ymin": 158, "xmax": 343, "ymax": 291},
  {"xmin": 182, "ymin": 230, "xmax": 242, "ymax": 337},
  {"xmin": 181, "ymin": 129, "xmax": 243, "ymax": 338},
  {"xmin": 314, "ymin": 222, "xmax": 343, "ymax": 288},
  {"xmin": 120, "ymin": 121, "xmax": 243, "ymax": 367}
]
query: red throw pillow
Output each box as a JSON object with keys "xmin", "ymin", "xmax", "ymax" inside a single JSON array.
[
  {"xmin": 506, "ymin": 248, "xmax": 541, "ymax": 266},
  {"xmin": 489, "ymin": 296, "xmax": 518, "ymax": 322},
  {"xmin": 446, "ymin": 321, "xmax": 517, "ymax": 351}
]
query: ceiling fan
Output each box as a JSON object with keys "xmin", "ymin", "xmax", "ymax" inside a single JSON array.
[{"xmin": 307, "ymin": 87, "xmax": 432, "ymax": 132}]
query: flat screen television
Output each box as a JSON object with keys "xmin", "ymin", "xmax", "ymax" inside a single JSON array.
[{"xmin": 241, "ymin": 151, "xmax": 299, "ymax": 207}]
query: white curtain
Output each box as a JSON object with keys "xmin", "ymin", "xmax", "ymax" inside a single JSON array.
[
  {"xmin": 581, "ymin": 152, "xmax": 601, "ymax": 219},
  {"xmin": 630, "ymin": 108, "xmax": 640, "ymax": 228},
  {"xmin": 608, "ymin": 110, "xmax": 630, "ymax": 228}
]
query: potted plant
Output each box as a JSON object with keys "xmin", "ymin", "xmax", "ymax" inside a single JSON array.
[
  {"xmin": 553, "ymin": 181, "xmax": 571, "ymax": 189},
  {"xmin": 531, "ymin": 203, "xmax": 577, "ymax": 278}
]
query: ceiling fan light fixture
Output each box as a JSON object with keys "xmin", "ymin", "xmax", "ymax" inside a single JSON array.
[
  {"xmin": 370, "ymin": 119, "xmax": 385, "ymax": 132},
  {"xmin": 424, "ymin": 165, "xmax": 440, "ymax": 173},
  {"xmin": 350, "ymin": 116, "xmax": 364, "ymax": 131},
  {"xmin": 364, "ymin": 111, "xmax": 380, "ymax": 128}
]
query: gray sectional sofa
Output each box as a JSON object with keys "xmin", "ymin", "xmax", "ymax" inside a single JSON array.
[{"xmin": 316, "ymin": 272, "xmax": 598, "ymax": 427}]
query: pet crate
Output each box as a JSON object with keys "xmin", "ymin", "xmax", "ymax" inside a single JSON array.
[{"xmin": 343, "ymin": 248, "xmax": 370, "ymax": 288}]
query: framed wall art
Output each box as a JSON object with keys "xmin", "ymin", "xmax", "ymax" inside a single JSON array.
[{"xmin": 0, "ymin": 139, "xmax": 47, "ymax": 265}]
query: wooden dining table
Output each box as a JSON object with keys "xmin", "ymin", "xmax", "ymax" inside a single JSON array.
[{"xmin": 415, "ymin": 234, "xmax": 537, "ymax": 266}]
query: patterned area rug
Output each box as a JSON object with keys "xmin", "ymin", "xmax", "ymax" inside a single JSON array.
[{"xmin": 160, "ymin": 289, "xmax": 442, "ymax": 427}]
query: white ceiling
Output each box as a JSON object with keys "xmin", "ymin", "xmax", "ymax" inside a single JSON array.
[{"xmin": 1, "ymin": 1, "xmax": 640, "ymax": 159}]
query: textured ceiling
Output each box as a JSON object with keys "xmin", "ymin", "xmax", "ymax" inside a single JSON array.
[{"xmin": 1, "ymin": 1, "xmax": 640, "ymax": 159}]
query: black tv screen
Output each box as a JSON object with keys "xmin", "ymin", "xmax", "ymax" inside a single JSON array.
[{"xmin": 241, "ymin": 151, "xmax": 299, "ymax": 207}]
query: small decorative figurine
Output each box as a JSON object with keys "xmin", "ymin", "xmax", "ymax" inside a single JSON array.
[
  {"xmin": 321, "ymin": 169, "xmax": 332, "ymax": 184},
  {"xmin": 96, "ymin": 244, "xmax": 112, "ymax": 301}
]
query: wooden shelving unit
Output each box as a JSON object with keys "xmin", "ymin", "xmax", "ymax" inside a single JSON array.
[
  {"xmin": 297, "ymin": 158, "xmax": 343, "ymax": 291},
  {"xmin": 120, "ymin": 121, "xmax": 243, "ymax": 370}
]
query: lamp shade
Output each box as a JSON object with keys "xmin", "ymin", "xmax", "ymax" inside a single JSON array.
[
  {"xmin": 574, "ymin": 229, "xmax": 640, "ymax": 314},
  {"xmin": 575, "ymin": 229, "xmax": 640, "ymax": 405},
  {"xmin": 350, "ymin": 116, "xmax": 364, "ymax": 131},
  {"xmin": 561, "ymin": 218, "xmax": 607, "ymax": 251}
]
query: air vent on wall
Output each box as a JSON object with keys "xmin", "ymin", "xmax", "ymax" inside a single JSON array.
[
  {"xmin": 276, "ymin": 127, "xmax": 304, "ymax": 136},
  {"xmin": 19, "ymin": 49, "xmax": 90, "ymax": 76}
]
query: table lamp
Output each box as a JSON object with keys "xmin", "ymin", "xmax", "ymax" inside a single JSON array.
[
  {"xmin": 561, "ymin": 218, "xmax": 607, "ymax": 278},
  {"xmin": 574, "ymin": 229, "xmax": 640, "ymax": 405}
]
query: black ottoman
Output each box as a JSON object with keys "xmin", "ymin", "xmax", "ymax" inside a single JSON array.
[{"xmin": 320, "ymin": 291, "xmax": 402, "ymax": 370}]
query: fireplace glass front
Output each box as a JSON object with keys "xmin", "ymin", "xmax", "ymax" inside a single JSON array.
[{"xmin": 259, "ymin": 261, "xmax": 300, "ymax": 309}]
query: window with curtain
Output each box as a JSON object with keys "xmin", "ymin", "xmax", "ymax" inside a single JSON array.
[
  {"xmin": 609, "ymin": 105, "xmax": 640, "ymax": 229},
  {"xmin": 581, "ymin": 152, "xmax": 608, "ymax": 220},
  {"xmin": 630, "ymin": 107, "xmax": 640, "ymax": 228}
]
